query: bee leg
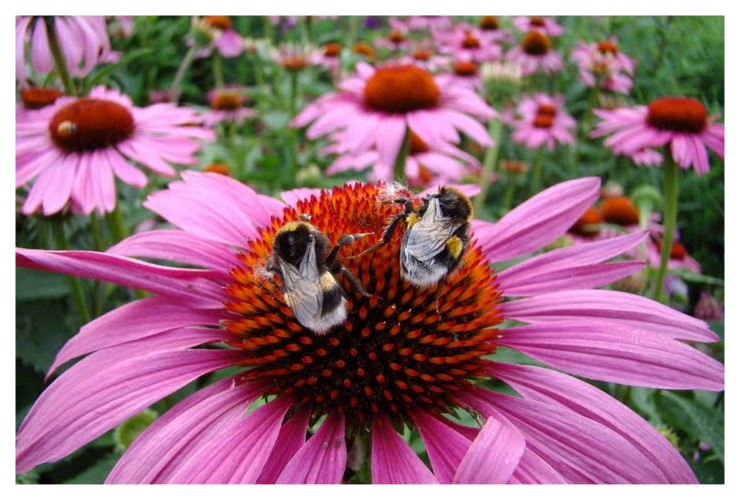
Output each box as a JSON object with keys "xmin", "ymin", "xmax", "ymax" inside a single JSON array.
[
  {"xmin": 338, "ymin": 265, "xmax": 372, "ymax": 298},
  {"xmin": 325, "ymin": 232, "xmax": 372, "ymax": 268}
]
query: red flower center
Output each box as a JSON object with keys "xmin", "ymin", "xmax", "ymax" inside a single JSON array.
[
  {"xmin": 597, "ymin": 40, "xmax": 619, "ymax": 55},
  {"xmin": 389, "ymin": 30, "xmax": 405, "ymax": 44},
  {"xmin": 203, "ymin": 163, "xmax": 231, "ymax": 176},
  {"xmin": 532, "ymin": 104, "xmax": 557, "ymax": 128},
  {"xmin": 353, "ymin": 42, "xmax": 376, "ymax": 58},
  {"xmin": 49, "ymin": 98, "xmax": 134, "ymax": 152},
  {"xmin": 20, "ymin": 87, "xmax": 63, "ymax": 110},
  {"xmin": 223, "ymin": 184, "xmax": 502, "ymax": 426},
  {"xmin": 537, "ymin": 103, "xmax": 557, "ymax": 117},
  {"xmin": 210, "ymin": 90, "xmax": 245, "ymax": 110},
  {"xmin": 479, "ymin": 16, "xmax": 500, "ymax": 31},
  {"xmin": 530, "ymin": 17, "xmax": 547, "ymax": 27},
  {"xmin": 280, "ymin": 55, "xmax": 309, "ymax": 72},
  {"xmin": 408, "ymin": 130, "xmax": 429, "ymax": 154},
  {"xmin": 453, "ymin": 61, "xmax": 478, "ymax": 77},
  {"xmin": 646, "ymin": 97, "xmax": 708, "ymax": 134},
  {"xmin": 363, "ymin": 65, "xmax": 440, "ymax": 114},
  {"xmin": 569, "ymin": 207, "xmax": 603, "ymax": 237},
  {"xmin": 203, "ymin": 16, "xmax": 232, "ymax": 31},
  {"xmin": 412, "ymin": 49, "xmax": 431, "ymax": 61},
  {"xmin": 600, "ymin": 196, "xmax": 640, "ymax": 226},
  {"xmin": 462, "ymin": 32, "xmax": 481, "ymax": 49},
  {"xmin": 323, "ymin": 42, "xmax": 341, "ymax": 58},
  {"xmin": 522, "ymin": 30, "xmax": 551, "ymax": 56}
]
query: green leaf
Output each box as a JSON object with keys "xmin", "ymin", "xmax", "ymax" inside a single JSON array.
[
  {"xmin": 629, "ymin": 387, "xmax": 664, "ymax": 426},
  {"xmin": 64, "ymin": 453, "xmax": 119, "ymax": 484},
  {"xmin": 261, "ymin": 110, "xmax": 291, "ymax": 130},
  {"xmin": 16, "ymin": 300, "xmax": 76, "ymax": 373},
  {"xmin": 16, "ymin": 268, "xmax": 70, "ymax": 301},
  {"xmin": 659, "ymin": 391, "xmax": 724, "ymax": 463}
]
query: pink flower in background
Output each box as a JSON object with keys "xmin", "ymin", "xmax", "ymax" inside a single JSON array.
[
  {"xmin": 201, "ymin": 86, "xmax": 258, "ymax": 126},
  {"xmin": 374, "ymin": 27, "xmax": 412, "ymax": 52},
  {"xmin": 591, "ymin": 97, "xmax": 724, "ymax": 174},
  {"xmin": 572, "ymin": 38, "xmax": 636, "ymax": 94},
  {"xmin": 512, "ymin": 16, "xmax": 564, "ymax": 36},
  {"xmin": 16, "ymin": 86, "xmax": 64, "ymax": 122},
  {"xmin": 511, "ymin": 94, "xmax": 576, "ymax": 150},
  {"xmin": 445, "ymin": 61, "xmax": 483, "ymax": 90},
  {"xmin": 16, "ymin": 16, "xmax": 112, "ymax": 83},
  {"xmin": 437, "ymin": 24, "xmax": 502, "ymax": 63},
  {"xmin": 630, "ymin": 149, "xmax": 664, "ymax": 166},
  {"xmin": 476, "ymin": 16, "xmax": 514, "ymax": 44},
  {"xmin": 506, "ymin": 30, "xmax": 563, "ymax": 76},
  {"xmin": 292, "ymin": 62, "xmax": 495, "ymax": 167},
  {"xmin": 16, "ymin": 174, "xmax": 722, "ymax": 483},
  {"xmin": 323, "ymin": 130, "xmax": 482, "ymax": 186},
  {"xmin": 191, "ymin": 16, "xmax": 246, "ymax": 59},
  {"xmin": 395, "ymin": 46, "xmax": 451, "ymax": 72},
  {"xmin": 16, "ymin": 85, "xmax": 214, "ymax": 216}
]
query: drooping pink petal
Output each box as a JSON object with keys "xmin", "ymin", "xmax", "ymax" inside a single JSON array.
[
  {"xmin": 48, "ymin": 296, "xmax": 225, "ymax": 375},
  {"xmin": 452, "ymin": 416, "xmax": 525, "ymax": 484},
  {"xmin": 108, "ymin": 229, "xmax": 240, "ymax": 273},
  {"xmin": 277, "ymin": 413, "xmax": 347, "ymax": 484},
  {"xmin": 107, "ymin": 378, "xmax": 270, "ymax": 483},
  {"xmin": 373, "ymin": 114, "xmax": 407, "ymax": 167},
  {"xmin": 280, "ymin": 187, "xmax": 326, "ymax": 207},
  {"xmin": 510, "ymin": 448, "xmax": 567, "ymax": 484},
  {"xmin": 410, "ymin": 410, "xmax": 470, "ymax": 483},
  {"xmin": 214, "ymin": 29, "xmax": 245, "ymax": 58},
  {"xmin": 488, "ymin": 361, "xmax": 698, "ymax": 483},
  {"xmin": 166, "ymin": 398, "xmax": 291, "ymax": 483},
  {"xmin": 371, "ymin": 414, "xmax": 438, "ymax": 484},
  {"xmin": 472, "ymin": 177, "xmax": 600, "ymax": 262},
  {"xmin": 16, "ymin": 248, "xmax": 226, "ymax": 306},
  {"xmin": 460, "ymin": 389, "xmax": 668, "ymax": 483},
  {"xmin": 502, "ymin": 289, "xmax": 718, "ymax": 342},
  {"xmin": 257, "ymin": 405, "xmax": 313, "ymax": 483},
  {"xmin": 498, "ymin": 320, "xmax": 724, "ymax": 390},
  {"xmin": 17, "ymin": 343, "xmax": 241, "ymax": 474}
]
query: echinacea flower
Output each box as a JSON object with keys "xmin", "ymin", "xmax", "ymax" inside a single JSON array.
[
  {"xmin": 437, "ymin": 24, "xmax": 502, "ymax": 63},
  {"xmin": 271, "ymin": 43, "xmax": 323, "ymax": 72},
  {"xmin": 571, "ymin": 38, "xmax": 636, "ymax": 95},
  {"xmin": 511, "ymin": 93, "xmax": 575, "ymax": 150},
  {"xmin": 374, "ymin": 28, "xmax": 412, "ymax": 52},
  {"xmin": 192, "ymin": 16, "xmax": 246, "ymax": 58},
  {"xmin": 477, "ymin": 16, "xmax": 513, "ymax": 44},
  {"xmin": 512, "ymin": 16, "xmax": 564, "ymax": 36},
  {"xmin": 15, "ymin": 85, "xmax": 214, "ymax": 216},
  {"xmin": 506, "ymin": 30, "xmax": 563, "ymax": 76},
  {"xmin": 292, "ymin": 62, "xmax": 495, "ymax": 167},
  {"xmin": 590, "ymin": 97, "xmax": 724, "ymax": 174},
  {"xmin": 323, "ymin": 130, "xmax": 481, "ymax": 186},
  {"xmin": 201, "ymin": 86, "xmax": 258, "ymax": 126},
  {"xmin": 16, "ymin": 16, "xmax": 112, "ymax": 83},
  {"xmin": 16, "ymin": 173, "xmax": 723, "ymax": 483},
  {"xmin": 16, "ymin": 86, "xmax": 64, "ymax": 121},
  {"xmin": 446, "ymin": 61, "xmax": 483, "ymax": 90}
]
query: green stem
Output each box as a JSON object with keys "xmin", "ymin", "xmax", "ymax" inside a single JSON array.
[
  {"xmin": 289, "ymin": 71, "xmax": 299, "ymax": 116},
  {"xmin": 531, "ymin": 147, "xmax": 545, "ymax": 194},
  {"xmin": 652, "ymin": 158, "xmax": 680, "ymax": 303},
  {"xmin": 106, "ymin": 203, "xmax": 129, "ymax": 244},
  {"xmin": 474, "ymin": 118, "xmax": 502, "ymax": 216},
  {"xmin": 393, "ymin": 128, "xmax": 411, "ymax": 183},
  {"xmin": 502, "ymin": 176, "xmax": 516, "ymax": 213},
  {"xmin": 50, "ymin": 218, "xmax": 91, "ymax": 323},
  {"xmin": 89, "ymin": 211, "xmax": 106, "ymax": 252},
  {"xmin": 213, "ymin": 52, "xmax": 225, "ymax": 88},
  {"xmin": 43, "ymin": 16, "xmax": 76, "ymax": 95},
  {"xmin": 170, "ymin": 44, "xmax": 197, "ymax": 103}
]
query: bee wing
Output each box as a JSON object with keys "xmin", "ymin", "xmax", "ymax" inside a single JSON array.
[
  {"xmin": 279, "ymin": 238, "xmax": 324, "ymax": 323},
  {"xmin": 403, "ymin": 199, "xmax": 462, "ymax": 262}
]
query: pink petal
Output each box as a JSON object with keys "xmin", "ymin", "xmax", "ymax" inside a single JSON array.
[
  {"xmin": 452, "ymin": 416, "xmax": 525, "ymax": 484},
  {"xmin": 502, "ymin": 289, "xmax": 718, "ymax": 342},
  {"xmin": 510, "ymin": 448, "xmax": 567, "ymax": 484},
  {"xmin": 410, "ymin": 410, "xmax": 470, "ymax": 483},
  {"xmin": 489, "ymin": 362, "xmax": 698, "ymax": 483},
  {"xmin": 166, "ymin": 398, "xmax": 291, "ymax": 483},
  {"xmin": 108, "ymin": 378, "xmax": 270, "ymax": 483},
  {"xmin": 371, "ymin": 414, "xmax": 438, "ymax": 484},
  {"xmin": 276, "ymin": 413, "xmax": 347, "ymax": 484},
  {"xmin": 48, "ymin": 296, "xmax": 225, "ymax": 375},
  {"xmin": 373, "ymin": 115, "xmax": 407, "ymax": 168},
  {"xmin": 280, "ymin": 187, "xmax": 326, "ymax": 206},
  {"xmin": 498, "ymin": 320, "xmax": 724, "ymax": 390},
  {"xmin": 17, "ymin": 344, "xmax": 240, "ymax": 474},
  {"xmin": 257, "ymin": 405, "xmax": 313, "ymax": 483},
  {"xmin": 472, "ymin": 177, "xmax": 600, "ymax": 262}
]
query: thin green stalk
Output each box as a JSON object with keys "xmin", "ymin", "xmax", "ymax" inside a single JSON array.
[
  {"xmin": 89, "ymin": 211, "xmax": 106, "ymax": 251},
  {"xmin": 170, "ymin": 44, "xmax": 197, "ymax": 103},
  {"xmin": 652, "ymin": 158, "xmax": 680, "ymax": 303},
  {"xmin": 289, "ymin": 71, "xmax": 299, "ymax": 116},
  {"xmin": 105, "ymin": 204, "xmax": 129, "ymax": 243},
  {"xmin": 474, "ymin": 118, "xmax": 502, "ymax": 216},
  {"xmin": 50, "ymin": 218, "xmax": 91, "ymax": 323},
  {"xmin": 393, "ymin": 128, "xmax": 411, "ymax": 183},
  {"xmin": 213, "ymin": 52, "xmax": 225, "ymax": 88},
  {"xmin": 43, "ymin": 16, "xmax": 76, "ymax": 95},
  {"xmin": 501, "ymin": 176, "xmax": 516, "ymax": 213},
  {"xmin": 531, "ymin": 147, "xmax": 545, "ymax": 195}
]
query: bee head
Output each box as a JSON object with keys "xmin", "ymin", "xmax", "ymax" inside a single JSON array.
[
  {"xmin": 433, "ymin": 186, "xmax": 473, "ymax": 221},
  {"xmin": 273, "ymin": 221, "xmax": 320, "ymax": 267}
]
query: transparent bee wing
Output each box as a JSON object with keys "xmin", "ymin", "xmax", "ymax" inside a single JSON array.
[
  {"xmin": 279, "ymin": 239, "xmax": 324, "ymax": 323},
  {"xmin": 403, "ymin": 198, "xmax": 462, "ymax": 262}
]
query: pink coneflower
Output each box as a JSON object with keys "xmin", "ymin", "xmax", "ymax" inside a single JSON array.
[
  {"xmin": 196, "ymin": 16, "xmax": 246, "ymax": 58},
  {"xmin": 201, "ymin": 86, "xmax": 258, "ymax": 126},
  {"xmin": 506, "ymin": 31, "xmax": 563, "ymax": 76},
  {"xmin": 323, "ymin": 130, "xmax": 481, "ymax": 186},
  {"xmin": 16, "ymin": 174, "xmax": 722, "ymax": 483},
  {"xmin": 647, "ymin": 238, "xmax": 701, "ymax": 274},
  {"xmin": 396, "ymin": 47, "xmax": 450, "ymax": 73},
  {"xmin": 438, "ymin": 24, "xmax": 502, "ymax": 63},
  {"xmin": 511, "ymin": 94, "xmax": 575, "ymax": 150},
  {"xmin": 591, "ymin": 97, "xmax": 724, "ymax": 175},
  {"xmin": 572, "ymin": 38, "xmax": 636, "ymax": 95},
  {"xmin": 316, "ymin": 42, "xmax": 342, "ymax": 73},
  {"xmin": 292, "ymin": 62, "xmax": 495, "ymax": 167},
  {"xmin": 15, "ymin": 85, "xmax": 214, "ymax": 216},
  {"xmin": 16, "ymin": 86, "xmax": 64, "ymax": 121},
  {"xmin": 374, "ymin": 28, "xmax": 412, "ymax": 52},
  {"xmin": 16, "ymin": 16, "xmax": 112, "ymax": 83},
  {"xmin": 446, "ymin": 61, "xmax": 483, "ymax": 90},
  {"xmin": 477, "ymin": 16, "xmax": 514, "ymax": 44},
  {"xmin": 512, "ymin": 16, "xmax": 564, "ymax": 36}
]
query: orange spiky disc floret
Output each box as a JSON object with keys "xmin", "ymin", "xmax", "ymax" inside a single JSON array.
[{"xmin": 222, "ymin": 183, "xmax": 502, "ymax": 427}]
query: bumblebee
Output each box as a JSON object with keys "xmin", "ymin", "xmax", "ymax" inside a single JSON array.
[
  {"xmin": 266, "ymin": 220, "xmax": 369, "ymax": 334},
  {"xmin": 361, "ymin": 186, "xmax": 473, "ymax": 288}
]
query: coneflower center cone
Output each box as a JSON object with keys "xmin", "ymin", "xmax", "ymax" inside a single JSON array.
[
  {"xmin": 479, "ymin": 16, "xmax": 500, "ymax": 31},
  {"xmin": 363, "ymin": 65, "xmax": 440, "ymax": 113},
  {"xmin": 462, "ymin": 32, "xmax": 481, "ymax": 49},
  {"xmin": 597, "ymin": 40, "xmax": 619, "ymax": 55},
  {"xmin": 646, "ymin": 97, "xmax": 708, "ymax": 134},
  {"xmin": 21, "ymin": 87, "xmax": 63, "ymax": 110},
  {"xmin": 454, "ymin": 61, "xmax": 478, "ymax": 77},
  {"xmin": 211, "ymin": 91, "xmax": 245, "ymax": 111},
  {"xmin": 49, "ymin": 98, "xmax": 134, "ymax": 152},
  {"xmin": 204, "ymin": 16, "xmax": 232, "ymax": 31},
  {"xmin": 223, "ymin": 184, "xmax": 502, "ymax": 427},
  {"xmin": 600, "ymin": 196, "xmax": 640, "ymax": 226},
  {"xmin": 522, "ymin": 30, "xmax": 551, "ymax": 56}
]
